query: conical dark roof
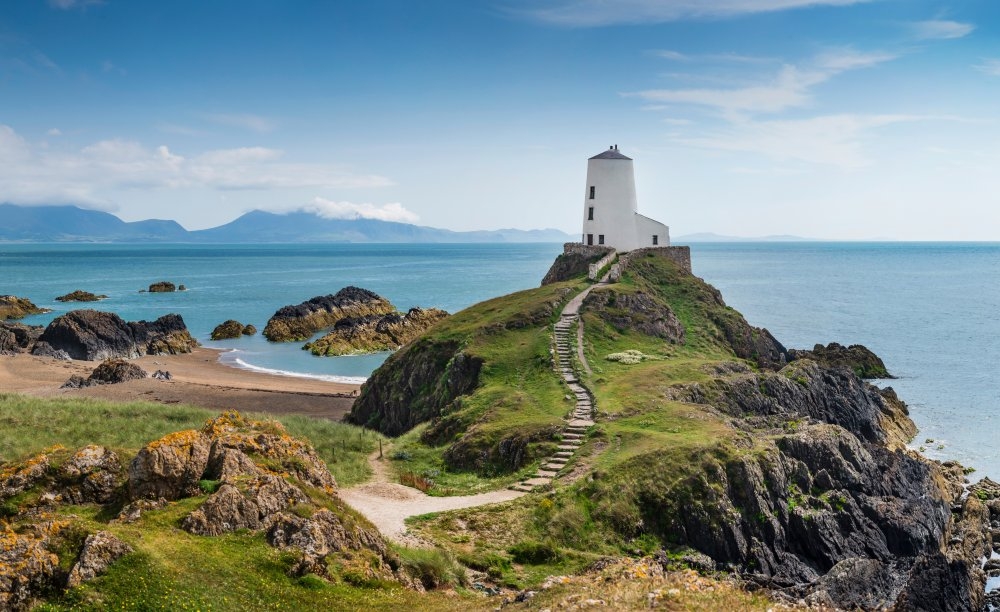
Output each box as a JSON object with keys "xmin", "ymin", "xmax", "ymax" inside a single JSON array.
[{"xmin": 590, "ymin": 147, "xmax": 631, "ymax": 160}]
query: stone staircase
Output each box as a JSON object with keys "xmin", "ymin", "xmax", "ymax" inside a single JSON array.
[{"xmin": 510, "ymin": 302, "xmax": 598, "ymax": 493}]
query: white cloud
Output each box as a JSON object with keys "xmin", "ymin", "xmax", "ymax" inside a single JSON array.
[
  {"xmin": 47, "ymin": 128, "xmax": 62, "ymax": 137},
  {"xmin": 300, "ymin": 197, "xmax": 419, "ymax": 223},
  {"xmin": 628, "ymin": 49, "xmax": 896, "ymax": 117},
  {"xmin": 0, "ymin": 124, "xmax": 392, "ymax": 205},
  {"xmin": 514, "ymin": 0, "xmax": 876, "ymax": 27},
  {"xmin": 204, "ymin": 113, "xmax": 275, "ymax": 133},
  {"xmin": 674, "ymin": 114, "xmax": 923, "ymax": 168},
  {"xmin": 975, "ymin": 59, "xmax": 1000, "ymax": 77},
  {"xmin": 910, "ymin": 19, "xmax": 974, "ymax": 40}
]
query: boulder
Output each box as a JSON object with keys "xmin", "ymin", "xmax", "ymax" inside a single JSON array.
[
  {"xmin": 181, "ymin": 477, "xmax": 309, "ymax": 536},
  {"xmin": 33, "ymin": 310, "xmax": 198, "ymax": 361},
  {"xmin": 54, "ymin": 290, "xmax": 107, "ymax": 303},
  {"xmin": 65, "ymin": 531, "xmax": 132, "ymax": 588},
  {"xmin": 0, "ymin": 295, "xmax": 49, "ymax": 321},
  {"xmin": 304, "ymin": 307, "xmax": 449, "ymax": 356},
  {"xmin": 210, "ymin": 320, "xmax": 245, "ymax": 340},
  {"xmin": 87, "ymin": 359, "xmax": 148, "ymax": 384},
  {"xmin": 148, "ymin": 281, "xmax": 176, "ymax": 293},
  {"xmin": 151, "ymin": 369, "xmax": 172, "ymax": 380},
  {"xmin": 242, "ymin": 324, "xmax": 257, "ymax": 336},
  {"xmin": 0, "ymin": 322, "xmax": 43, "ymax": 354},
  {"xmin": 127, "ymin": 430, "xmax": 211, "ymax": 500},
  {"xmin": 58, "ymin": 446, "xmax": 123, "ymax": 505},
  {"xmin": 263, "ymin": 286, "xmax": 395, "ymax": 342},
  {"xmin": 0, "ymin": 525, "xmax": 59, "ymax": 611},
  {"xmin": 0, "ymin": 453, "xmax": 50, "ymax": 501}
]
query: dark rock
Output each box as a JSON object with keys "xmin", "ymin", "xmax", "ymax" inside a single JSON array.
[
  {"xmin": 263, "ymin": 286, "xmax": 395, "ymax": 342},
  {"xmin": 33, "ymin": 310, "xmax": 197, "ymax": 361},
  {"xmin": 789, "ymin": 342, "xmax": 892, "ymax": 379},
  {"xmin": 0, "ymin": 322, "xmax": 43, "ymax": 354},
  {"xmin": 151, "ymin": 369, "xmax": 172, "ymax": 380},
  {"xmin": 0, "ymin": 295, "xmax": 49, "ymax": 321},
  {"xmin": 30, "ymin": 342, "xmax": 71, "ymax": 360},
  {"xmin": 541, "ymin": 244, "xmax": 614, "ymax": 285},
  {"xmin": 65, "ymin": 531, "xmax": 132, "ymax": 588},
  {"xmin": 148, "ymin": 281, "xmax": 176, "ymax": 293},
  {"xmin": 60, "ymin": 375, "xmax": 94, "ymax": 389},
  {"xmin": 127, "ymin": 430, "xmax": 211, "ymax": 500},
  {"xmin": 211, "ymin": 320, "xmax": 245, "ymax": 340},
  {"xmin": 54, "ymin": 290, "xmax": 107, "ymax": 303},
  {"xmin": 181, "ymin": 478, "xmax": 308, "ymax": 536},
  {"xmin": 87, "ymin": 359, "xmax": 147, "ymax": 384},
  {"xmin": 178, "ymin": 284, "xmax": 186, "ymax": 291},
  {"xmin": 304, "ymin": 307, "xmax": 449, "ymax": 356},
  {"xmin": 582, "ymin": 288, "xmax": 685, "ymax": 344},
  {"xmin": 241, "ymin": 324, "xmax": 257, "ymax": 336}
]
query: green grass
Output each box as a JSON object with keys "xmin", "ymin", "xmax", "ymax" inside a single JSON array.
[{"xmin": 0, "ymin": 393, "xmax": 382, "ymax": 487}]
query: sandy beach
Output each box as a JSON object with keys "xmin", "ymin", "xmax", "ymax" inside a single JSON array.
[{"xmin": 0, "ymin": 347, "xmax": 360, "ymax": 421}]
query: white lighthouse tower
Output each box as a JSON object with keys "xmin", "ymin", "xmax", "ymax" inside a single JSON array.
[{"xmin": 580, "ymin": 145, "xmax": 669, "ymax": 252}]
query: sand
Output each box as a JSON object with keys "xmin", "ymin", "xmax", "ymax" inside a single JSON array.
[{"xmin": 0, "ymin": 347, "xmax": 360, "ymax": 421}]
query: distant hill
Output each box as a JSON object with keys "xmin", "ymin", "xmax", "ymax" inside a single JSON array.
[
  {"xmin": 673, "ymin": 232, "xmax": 813, "ymax": 243},
  {"xmin": 0, "ymin": 204, "xmax": 573, "ymax": 243}
]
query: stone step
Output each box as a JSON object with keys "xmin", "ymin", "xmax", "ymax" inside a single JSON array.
[
  {"xmin": 542, "ymin": 463, "xmax": 566, "ymax": 472},
  {"xmin": 510, "ymin": 484, "xmax": 535, "ymax": 493},
  {"xmin": 562, "ymin": 433, "xmax": 583, "ymax": 439},
  {"xmin": 568, "ymin": 419, "xmax": 595, "ymax": 428},
  {"xmin": 554, "ymin": 451, "xmax": 573, "ymax": 458},
  {"xmin": 557, "ymin": 444, "xmax": 580, "ymax": 451},
  {"xmin": 521, "ymin": 477, "xmax": 553, "ymax": 487},
  {"xmin": 536, "ymin": 469, "xmax": 559, "ymax": 478}
]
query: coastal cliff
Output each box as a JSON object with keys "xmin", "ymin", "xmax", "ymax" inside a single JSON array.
[{"xmin": 346, "ymin": 249, "xmax": 990, "ymax": 609}]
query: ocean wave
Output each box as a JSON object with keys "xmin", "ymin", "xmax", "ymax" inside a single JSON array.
[{"xmin": 219, "ymin": 352, "xmax": 368, "ymax": 385}]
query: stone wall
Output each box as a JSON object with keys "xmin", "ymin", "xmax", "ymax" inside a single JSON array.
[
  {"xmin": 588, "ymin": 250, "xmax": 618, "ymax": 281},
  {"xmin": 619, "ymin": 246, "xmax": 692, "ymax": 275}
]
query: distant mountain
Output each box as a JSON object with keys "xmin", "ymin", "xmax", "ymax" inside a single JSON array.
[
  {"xmin": 673, "ymin": 232, "xmax": 813, "ymax": 243},
  {"xmin": 0, "ymin": 204, "xmax": 573, "ymax": 243}
]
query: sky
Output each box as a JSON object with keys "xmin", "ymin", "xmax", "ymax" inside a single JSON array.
[{"xmin": 2, "ymin": 0, "xmax": 1000, "ymax": 239}]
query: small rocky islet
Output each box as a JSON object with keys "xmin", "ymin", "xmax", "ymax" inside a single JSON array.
[
  {"xmin": 0, "ymin": 295, "xmax": 49, "ymax": 321},
  {"xmin": 264, "ymin": 286, "xmax": 448, "ymax": 355},
  {"xmin": 54, "ymin": 290, "xmax": 108, "ymax": 303},
  {"xmin": 209, "ymin": 319, "xmax": 257, "ymax": 340}
]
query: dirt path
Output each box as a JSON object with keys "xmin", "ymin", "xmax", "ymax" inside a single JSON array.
[{"xmin": 339, "ymin": 447, "xmax": 524, "ymax": 546}]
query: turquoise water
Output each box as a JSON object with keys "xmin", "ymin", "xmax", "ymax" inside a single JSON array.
[
  {"xmin": 3, "ymin": 241, "xmax": 999, "ymax": 479},
  {"xmin": 0, "ymin": 243, "xmax": 563, "ymax": 383}
]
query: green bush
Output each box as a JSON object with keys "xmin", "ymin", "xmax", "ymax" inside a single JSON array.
[
  {"xmin": 396, "ymin": 546, "xmax": 467, "ymax": 590},
  {"xmin": 508, "ymin": 539, "xmax": 562, "ymax": 564}
]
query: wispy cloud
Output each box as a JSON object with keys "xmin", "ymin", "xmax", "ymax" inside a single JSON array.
[
  {"xmin": 652, "ymin": 49, "xmax": 775, "ymax": 64},
  {"xmin": 297, "ymin": 197, "xmax": 419, "ymax": 223},
  {"xmin": 48, "ymin": 0, "xmax": 103, "ymax": 10},
  {"xmin": 628, "ymin": 49, "xmax": 896, "ymax": 118},
  {"xmin": 0, "ymin": 124, "xmax": 392, "ymax": 206},
  {"xmin": 910, "ymin": 19, "xmax": 974, "ymax": 40},
  {"xmin": 512, "ymin": 0, "xmax": 877, "ymax": 27},
  {"xmin": 676, "ymin": 114, "xmax": 922, "ymax": 168},
  {"xmin": 975, "ymin": 59, "xmax": 1000, "ymax": 77},
  {"xmin": 203, "ymin": 113, "xmax": 275, "ymax": 133},
  {"xmin": 47, "ymin": 128, "xmax": 62, "ymax": 137}
]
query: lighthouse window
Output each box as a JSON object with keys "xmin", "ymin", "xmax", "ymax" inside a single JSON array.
[
  {"xmin": 588, "ymin": 207, "xmax": 594, "ymax": 220},
  {"xmin": 589, "ymin": 186, "xmax": 595, "ymax": 199},
  {"xmin": 652, "ymin": 235, "xmax": 659, "ymax": 245},
  {"xmin": 598, "ymin": 234, "xmax": 605, "ymax": 245}
]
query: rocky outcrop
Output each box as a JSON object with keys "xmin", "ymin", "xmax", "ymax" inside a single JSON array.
[
  {"xmin": 32, "ymin": 310, "xmax": 198, "ymax": 361},
  {"xmin": 128, "ymin": 429, "xmax": 211, "ymax": 500},
  {"xmin": 0, "ymin": 295, "xmax": 49, "ymax": 321},
  {"xmin": 65, "ymin": 531, "xmax": 132, "ymax": 588},
  {"xmin": 0, "ymin": 322, "xmax": 42, "ymax": 354},
  {"xmin": 58, "ymin": 446, "xmax": 123, "ymax": 505},
  {"xmin": 54, "ymin": 290, "xmax": 107, "ymax": 302},
  {"xmin": 582, "ymin": 288, "xmax": 685, "ymax": 344},
  {"xmin": 64, "ymin": 359, "xmax": 148, "ymax": 388},
  {"xmin": 242, "ymin": 324, "xmax": 257, "ymax": 336},
  {"xmin": 347, "ymin": 339, "xmax": 482, "ymax": 436},
  {"xmin": 263, "ymin": 286, "xmax": 395, "ymax": 342},
  {"xmin": 541, "ymin": 244, "xmax": 614, "ymax": 285},
  {"xmin": 789, "ymin": 342, "xmax": 891, "ymax": 379},
  {"xmin": 211, "ymin": 320, "xmax": 246, "ymax": 340},
  {"xmin": 0, "ymin": 523, "xmax": 60, "ymax": 611},
  {"xmin": 148, "ymin": 281, "xmax": 176, "ymax": 293},
  {"xmin": 304, "ymin": 307, "xmax": 449, "ymax": 356}
]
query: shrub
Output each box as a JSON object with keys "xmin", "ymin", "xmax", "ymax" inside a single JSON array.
[
  {"xmin": 397, "ymin": 547, "xmax": 467, "ymax": 589},
  {"xmin": 399, "ymin": 471, "xmax": 434, "ymax": 492},
  {"xmin": 508, "ymin": 539, "xmax": 562, "ymax": 564},
  {"xmin": 605, "ymin": 350, "xmax": 648, "ymax": 365}
]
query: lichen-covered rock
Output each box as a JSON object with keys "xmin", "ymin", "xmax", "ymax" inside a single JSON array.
[
  {"xmin": 54, "ymin": 290, "xmax": 107, "ymax": 303},
  {"xmin": 304, "ymin": 307, "xmax": 449, "ymax": 356},
  {"xmin": 263, "ymin": 287, "xmax": 395, "ymax": 342},
  {"xmin": 148, "ymin": 281, "xmax": 176, "ymax": 293},
  {"xmin": 65, "ymin": 531, "xmax": 132, "ymax": 588},
  {"xmin": 33, "ymin": 310, "xmax": 197, "ymax": 361},
  {"xmin": 0, "ymin": 453, "xmax": 50, "ymax": 501},
  {"xmin": 58, "ymin": 446, "xmax": 122, "ymax": 505},
  {"xmin": 182, "ymin": 477, "xmax": 309, "ymax": 536},
  {"xmin": 583, "ymin": 288, "xmax": 685, "ymax": 344},
  {"xmin": 0, "ymin": 524, "xmax": 60, "ymax": 611},
  {"xmin": 113, "ymin": 497, "xmax": 167, "ymax": 524},
  {"xmin": 789, "ymin": 342, "xmax": 892, "ymax": 379},
  {"xmin": 0, "ymin": 295, "xmax": 49, "ymax": 321},
  {"xmin": 128, "ymin": 430, "xmax": 211, "ymax": 500},
  {"xmin": 210, "ymin": 320, "xmax": 245, "ymax": 340}
]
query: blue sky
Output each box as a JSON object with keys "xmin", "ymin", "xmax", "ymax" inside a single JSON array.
[{"xmin": 2, "ymin": 0, "xmax": 1000, "ymax": 239}]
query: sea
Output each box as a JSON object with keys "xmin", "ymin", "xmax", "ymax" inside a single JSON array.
[{"xmin": 2, "ymin": 241, "xmax": 999, "ymax": 481}]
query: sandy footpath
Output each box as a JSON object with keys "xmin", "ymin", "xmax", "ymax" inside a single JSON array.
[{"xmin": 0, "ymin": 347, "xmax": 360, "ymax": 420}]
